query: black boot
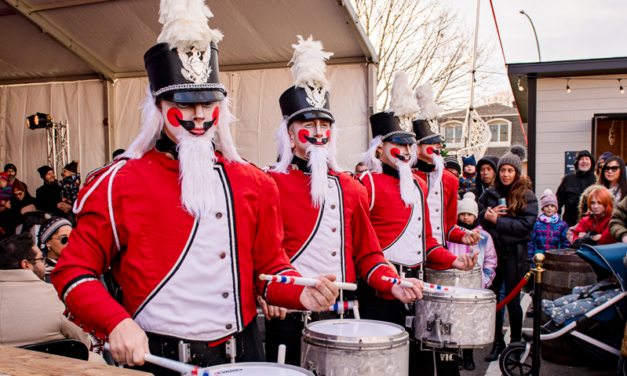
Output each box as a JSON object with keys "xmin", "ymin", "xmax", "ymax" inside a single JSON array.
[
  {"xmin": 455, "ymin": 354, "xmax": 463, "ymax": 370},
  {"xmin": 485, "ymin": 340, "xmax": 506, "ymax": 362},
  {"xmin": 463, "ymin": 349, "xmax": 476, "ymax": 370}
]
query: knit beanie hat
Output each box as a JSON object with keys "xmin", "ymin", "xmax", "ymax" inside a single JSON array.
[
  {"xmin": 477, "ymin": 155, "xmax": 499, "ymax": 172},
  {"xmin": 462, "ymin": 155, "xmax": 477, "ymax": 167},
  {"xmin": 12, "ymin": 180, "xmax": 25, "ymax": 193},
  {"xmin": 4, "ymin": 163, "xmax": 16, "ymax": 173},
  {"xmin": 540, "ymin": 189, "xmax": 558, "ymax": 210},
  {"xmin": 598, "ymin": 151, "xmax": 613, "ymax": 166},
  {"xmin": 444, "ymin": 156, "xmax": 461, "ymax": 174},
  {"xmin": 497, "ymin": 145, "xmax": 526, "ymax": 175},
  {"xmin": 64, "ymin": 160, "xmax": 78, "ymax": 174},
  {"xmin": 38, "ymin": 165, "xmax": 53, "ymax": 179},
  {"xmin": 0, "ymin": 172, "xmax": 8, "ymax": 182},
  {"xmin": 38, "ymin": 217, "xmax": 72, "ymax": 251},
  {"xmin": 458, "ymin": 192, "xmax": 478, "ymax": 217}
]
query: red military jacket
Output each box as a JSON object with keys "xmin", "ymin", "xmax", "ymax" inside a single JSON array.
[
  {"xmin": 269, "ymin": 157, "xmax": 398, "ymax": 294},
  {"xmin": 414, "ymin": 159, "xmax": 465, "ymax": 245},
  {"xmin": 357, "ymin": 163, "xmax": 457, "ymax": 271},
  {"xmin": 51, "ymin": 147, "xmax": 305, "ymax": 343}
]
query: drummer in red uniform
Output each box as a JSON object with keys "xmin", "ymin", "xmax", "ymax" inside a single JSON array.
[
  {"xmin": 50, "ymin": 3, "xmax": 339, "ymax": 375},
  {"xmin": 263, "ymin": 36, "xmax": 423, "ymax": 367},
  {"xmin": 357, "ymin": 72, "xmax": 479, "ymax": 376}
]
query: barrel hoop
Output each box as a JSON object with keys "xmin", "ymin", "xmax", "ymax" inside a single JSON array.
[{"xmin": 544, "ymin": 262, "xmax": 594, "ymax": 273}]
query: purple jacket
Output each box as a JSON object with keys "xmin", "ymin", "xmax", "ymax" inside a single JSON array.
[
  {"xmin": 446, "ymin": 225, "xmax": 497, "ymax": 288},
  {"xmin": 527, "ymin": 214, "xmax": 571, "ymax": 258}
]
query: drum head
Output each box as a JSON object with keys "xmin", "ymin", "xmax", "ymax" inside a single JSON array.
[
  {"xmin": 303, "ymin": 319, "xmax": 408, "ymax": 349},
  {"xmin": 423, "ymin": 286, "xmax": 496, "ymax": 302},
  {"xmin": 206, "ymin": 362, "xmax": 313, "ymax": 375}
]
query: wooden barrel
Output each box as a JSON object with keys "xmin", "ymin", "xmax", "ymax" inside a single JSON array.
[{"xmin": 540, "ymin": 249, "xmax": 597, "ymax": 365}]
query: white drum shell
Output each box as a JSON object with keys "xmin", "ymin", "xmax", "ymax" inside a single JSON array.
[
  {"xmin": 301, "ymin": 320, "xmax": 409, "ymax": 376},
  {"xmin": 202, "ymin": 362, "xmax": 314, "ymax": 375},
  {"xmin": 414, "ymin": 288, "xmax": 496, "ymax": 349},
  {"xmin": 424, "ymin": 264, "xmax": 482, "ymax": 289}
]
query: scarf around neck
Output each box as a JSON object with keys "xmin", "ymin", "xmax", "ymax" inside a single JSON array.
[{"xmin": 539, "ymin": 213, "xmax": 560, "ymax": 224}]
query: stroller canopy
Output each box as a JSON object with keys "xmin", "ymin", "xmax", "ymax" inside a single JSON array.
[{"xmin": 577, "ymin": 244, "xmax": 627, "ymax": 292}]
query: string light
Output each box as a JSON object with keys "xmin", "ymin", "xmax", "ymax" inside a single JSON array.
[
  {"xmin": 517, "ymin": 76, "xmax": 524, "ymax": 91},
  {"xmin": 566, "ymin": 78, "xmax": 571, "ymax": 93},
  {"xmin": 619, "ymin": 79, "xmax": 624, "ymax": 94}
]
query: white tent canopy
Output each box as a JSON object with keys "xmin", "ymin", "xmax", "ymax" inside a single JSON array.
[{"xmin": 0, "ymin": 0, "xmax": 378, "ymax": 191}]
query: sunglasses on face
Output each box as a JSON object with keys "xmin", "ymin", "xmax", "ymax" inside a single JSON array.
[
  {"xmin": 604, "ymin": 166, "xmax": 620, "ymax": 172},
  {"xmin": 52, "ymin": 235, "xmax": 69, "ymax": 245}
]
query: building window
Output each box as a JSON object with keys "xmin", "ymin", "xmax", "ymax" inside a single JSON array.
[
  {"xmin": 488, "ymin": 119, "xmax": 511, "ymax": 147},
  {"xmin": 442, "ymin": 121, "xmax": 464, "ymax": 148}
]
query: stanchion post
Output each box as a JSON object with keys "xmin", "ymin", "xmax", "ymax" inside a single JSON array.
[{"xmin": 532, "ymin": 253, "xmax": 545, "ymax": 376}]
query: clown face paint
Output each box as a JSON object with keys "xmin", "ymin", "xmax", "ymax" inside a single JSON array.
[
  {"xmin": 418, "ymin": 142, "xmax": 443, "ymax": 164},
  {"xmin": 378, "ymin": 142, "xmax": 412, "ymax": 168},
  {"xmin": 160, "ymin": 100, "xmax": 220, "ymax": 140},
  {"xmin": 289, "ymin": 119, "xmax": 332, "ymax": 160}
]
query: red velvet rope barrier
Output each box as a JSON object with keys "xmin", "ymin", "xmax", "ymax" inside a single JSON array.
[{"xmin": 496, "ymin": 272, "xmax": 532, "ymax": 311}]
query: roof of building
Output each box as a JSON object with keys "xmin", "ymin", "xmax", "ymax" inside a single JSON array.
[{"xmin": 441, "ymin": 103, "xmax": 519, "ymax": 120}]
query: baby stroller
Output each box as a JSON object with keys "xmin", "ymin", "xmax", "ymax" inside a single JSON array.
[{"xmin": 499, "ymin": 243, "xmax": 627, "ymax": 376}]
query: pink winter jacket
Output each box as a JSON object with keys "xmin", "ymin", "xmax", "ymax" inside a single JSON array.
[{"xmin": 446, "ymin": 225, "xmax": 498, "ymax": 288}]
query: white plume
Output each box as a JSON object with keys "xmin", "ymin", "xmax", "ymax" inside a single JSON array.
[
  {"xmin": 387, "ymin": 71, "xmax": 420, "ymax": 119},
  {"xmin": 270, "ymin": 116, "xmax": 293, "ymax": 173},
  {"xmin": 415, "ymin": 82, "xmax": 442, "ymax": 120},
  {"xmin": 157, "ymin": 0, "xmax": 223, "ymax": 51},
  {"xmin": 362, "ymin": 136, "xmax": 383, "ymax": 174},
  {"xmin": 290, "ymin": 35, "xmax": 333, "ymax": 90}
]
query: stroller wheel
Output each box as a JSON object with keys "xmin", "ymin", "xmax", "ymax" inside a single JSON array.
[
  {"xmin": 619, "ymin": 355, "xmax": 627, "ymax": 376},
  {"xmin": 499, "ymin": 343, "xmax": 537, "ymax": 376}
]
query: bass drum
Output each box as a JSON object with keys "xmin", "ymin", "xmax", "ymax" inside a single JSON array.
[
  {"xmin": 414, "ymin": 286, "xmax": 495, "ymax": 349},
  {"xmin": 301, "ymin": 319, "xmax": 408, "ymax": 376},
  {"xmin": 203, "ymin": 362, "xmax": 314, "ymax": 375},
  {"xmin": 424, "ymin": 263, "xmax": 482, "ymax": 288}
]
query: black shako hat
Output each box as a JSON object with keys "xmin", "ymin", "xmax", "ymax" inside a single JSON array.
[
  {"xmin": 144, "ymin": 42, "xmax": 225, "ymax": 104},
  {"xmin": 369, "ymin": 112, "xmax": 416, "ymax": 144},
  {"xmin": 413, "ymin": 119, "xmax": 444, "ymax": 144},
  {"xmin": 279, "ymin": 86, "xmax": 334, "ymax": 125}
]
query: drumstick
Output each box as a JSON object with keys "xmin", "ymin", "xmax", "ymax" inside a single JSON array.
[
  {"xmin": 259, "ymin": 274, "xmax": 358, "ymax": 291},
  {"xmin": 456, "ymin": 225, "xmax": 485, "ymax": 240},
  {"xmin": 381, "ymin": 276, "xmax": 457, "ymax": 293},
  {"xmin": 105, "ymin": 343, "xmax": 197, "ymax": 374}
]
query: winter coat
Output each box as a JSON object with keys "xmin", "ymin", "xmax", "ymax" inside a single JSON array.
[
  {"xmin": 59, "ymin": 174, "xmax": 81, "ymax": 205},
  {"xmin": 527, "ymin": 214, "xmax": 571, "ymax": 258},
  {"xmin": 573, "ymin": 212, "xmax": 616, "ymax": 246},
  {"xmin": 458, "ymin": 173, "xmax": 477, "ymax": 197},
  {"xmin": 35, "ymin": 182, "xmax": 62, "ymax": 214},
  {"xmin": 556, "ymin": 168, "xmax": 597, "ymax": 227},
  {"xmin": 478, "ymin": 187, "xmax": 539, "ymax": 251},
  {"xmin": 610, "ymin": 196, "xmax": 627, "ymax": 242},
  {"xmin": 446, "ymin": 224, "xmax": 497, "ymax": 288}
]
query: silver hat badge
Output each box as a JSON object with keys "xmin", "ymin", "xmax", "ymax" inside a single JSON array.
[
  {"xmin": 179, "ymin": 47, "xmax": 212, "ymax": 85},
  {"xmin": 304, "ymin": 85, "xmax": 327, "ymax": 109}
]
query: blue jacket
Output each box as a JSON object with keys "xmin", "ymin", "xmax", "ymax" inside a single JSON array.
[{"xmin": 527, "ymin": 215, "xmax": 571, "ymax": 258}]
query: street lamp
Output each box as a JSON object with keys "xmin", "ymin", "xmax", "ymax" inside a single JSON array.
[{"xmin": 520, "ymin": 10, "xmax": 541, "ymax": 62}]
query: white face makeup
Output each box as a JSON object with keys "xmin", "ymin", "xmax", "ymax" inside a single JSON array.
[
  {"xmin": 160, "ymin": 100, "xmax": 220, "ymax": 141},
  {"xmin": 418, "ymin": 143, "xmax": 443, "ymax": 163},
  {"xmin": 378, "ymin": 142, "xmax": 413, "ymax": 168},
  {"xmin": 288, "ymin": 119, "xmax": 332, "ymax": 161}
]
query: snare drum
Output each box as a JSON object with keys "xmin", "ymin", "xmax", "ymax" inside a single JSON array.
[
  {"xmin": 201, "ymin": 362, "xmax": 314, "ymax": 376},
  {"xmin": 414, "ymin": 287, "xmax": 496, "ymax": 349},
  {"xmin": 424, "ymin": 263, "xmax": 482, "ymax": 288},
  {"xmin": 301, "ymin": 319, "xmax": 409, "ymax": 376}
]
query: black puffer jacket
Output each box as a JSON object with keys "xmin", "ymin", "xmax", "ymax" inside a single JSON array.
[
  {"xmin": 556, "ymin": 151, "xmax": 597, "ymax": 227},
  {"xmin": 478, "ymin": 187, "xmax": 538, "ymax": 251}
]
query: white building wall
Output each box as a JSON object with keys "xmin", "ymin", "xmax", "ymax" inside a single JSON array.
[{"xmin": 536, "ymin": 75, "xmax": 627, "ymax": 195}]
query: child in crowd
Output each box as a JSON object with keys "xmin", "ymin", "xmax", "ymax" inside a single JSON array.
[
  {"xmin": 0, "ymin": 172, "xmax": 12, "ymax": 207},
  {"xmin": 573, "ymin": 186, "xmax": 616, "ymax": 248},
  {"xmin": 528, "ymin": 189, "xmax": 571, "ymax": 258},
  {"xmin": 447, "ymin": 192, "xmax": 497, "ymax": 371},
  {"xmin": 59, "ymin": 161, "xmax": 80, "ymax": 206},
  {"xmin": 458, "ymin": 155, "xmax": 477, "ymax": 196}
]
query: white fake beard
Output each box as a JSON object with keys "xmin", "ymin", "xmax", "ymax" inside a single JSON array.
[
  {"xmin": 396, "ymin": 160, "xmax": 420, "ymax": 207},
  {"xmin": 306, "ymin": 145, "xmax": 330, "ymax": 208},
  {"xmin": 176, "ymin": 128, "xmax": 218, "ymax": 218},
  {"xmin": 431, "ymin": 154, "xmax": 445, "ymax": 193}
]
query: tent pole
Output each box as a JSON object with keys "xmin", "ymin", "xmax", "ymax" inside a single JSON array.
[{"xmin": 106, "ymin": 81, "xmax": 116, "ymax": 162}]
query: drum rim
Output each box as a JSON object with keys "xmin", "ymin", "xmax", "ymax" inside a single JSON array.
[
  {"xmin": 424, "ymin": 265, "xmax": 482, "ymax": 275},
  {"xmin": 205, "ymin": 362, "xmax": 314, "ymax": 375},
  {"xmin": 420, "ymin": 289, "xmax": 496, "ymax": 302},
  {"xmin": 302, "ymin": 319, "xmax": 409, "ymax": 349}
]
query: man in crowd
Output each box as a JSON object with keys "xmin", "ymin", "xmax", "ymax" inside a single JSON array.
[
  {"xmin": 355, "ymin": 161, "xmax": 368, "ymax": 174},
  {"xmin": 52, "ymin": 4, "xmax": 338, "ymax": 374},
  {"xmin": 264, "ymin": 38, "xmax": 422, "ymax": 366},
  {"xmin": 557, "ymin": 150, "xmax": 596, "ymax": 226},
  {"xmin": 469, "ymin": 155, "xmax": 499, "ymax": 202},
  {"xmin": 0, "ymin": 233, "xmax": 104, "ymax": 363},
  {"xmin": 35, "ymin": 166, "xmax": 63, "ymax": 215},
  {"xmin": 4, "ymin": 164, "xmax": 27, "ymax": 193}
]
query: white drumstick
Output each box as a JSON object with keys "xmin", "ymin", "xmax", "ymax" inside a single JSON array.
[
  {"xmin": 259, "ymin": 274, "xmax": 358, "ymax": 291},
  {"xmin": 104, "ymin": 343, "xmax": 196, "ymax": 374},
  {"xmin": 457, "ymin": 225, "xmax": 485, "ymax": 240},
  {"xmin": 381, "ymin": 276, "xmax": 457, "ymax": 293}
]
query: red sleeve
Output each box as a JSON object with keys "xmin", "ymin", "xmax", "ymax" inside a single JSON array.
[
  {"xmin": 572, "ymin": 218, "xmax": 589, "ymax": 241},
  {"xmin": 445, "ymin": 175, "xmax": 466, "ymax": 244},
  {"xmin": 255, "ymin": 175, "xmax": 306, "ymax": 310},
  {"xmin": 423, "ymin": 190, "xmax": 457, "ymax": 270},
  {"xmin": 51, "ymin": 180, "xmax": 132, "ymax": 337},
  {"xmin": 352, "ymin": 181, "xmax": 395, "ymax": 294},
  {"xmin": 599, "ymin": 226, "xmax": 617, "ymax": 245}
]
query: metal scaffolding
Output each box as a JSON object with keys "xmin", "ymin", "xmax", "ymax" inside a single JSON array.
[{"xmin": 46, "ymin": 120, "xmax": 71, "ymax": 176}]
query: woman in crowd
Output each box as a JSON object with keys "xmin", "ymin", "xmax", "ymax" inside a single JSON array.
[
  {"xmin": 38, "ymin": 217, "xmax": 73, "ymax": 283},
  {"xmin": 572, "ymin": 186, "xmax": 616, "ymax": 247},
  {"xmin": 6, "ymin": 181, "xmax": 36, "ymax": 234},
  {"xmin": 478, "ymin": 146, "xmax": 538, "ymax": 361},
  {"xmin": 598, "ymin": 156, "xmax": 627, "ymax": 204}
]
